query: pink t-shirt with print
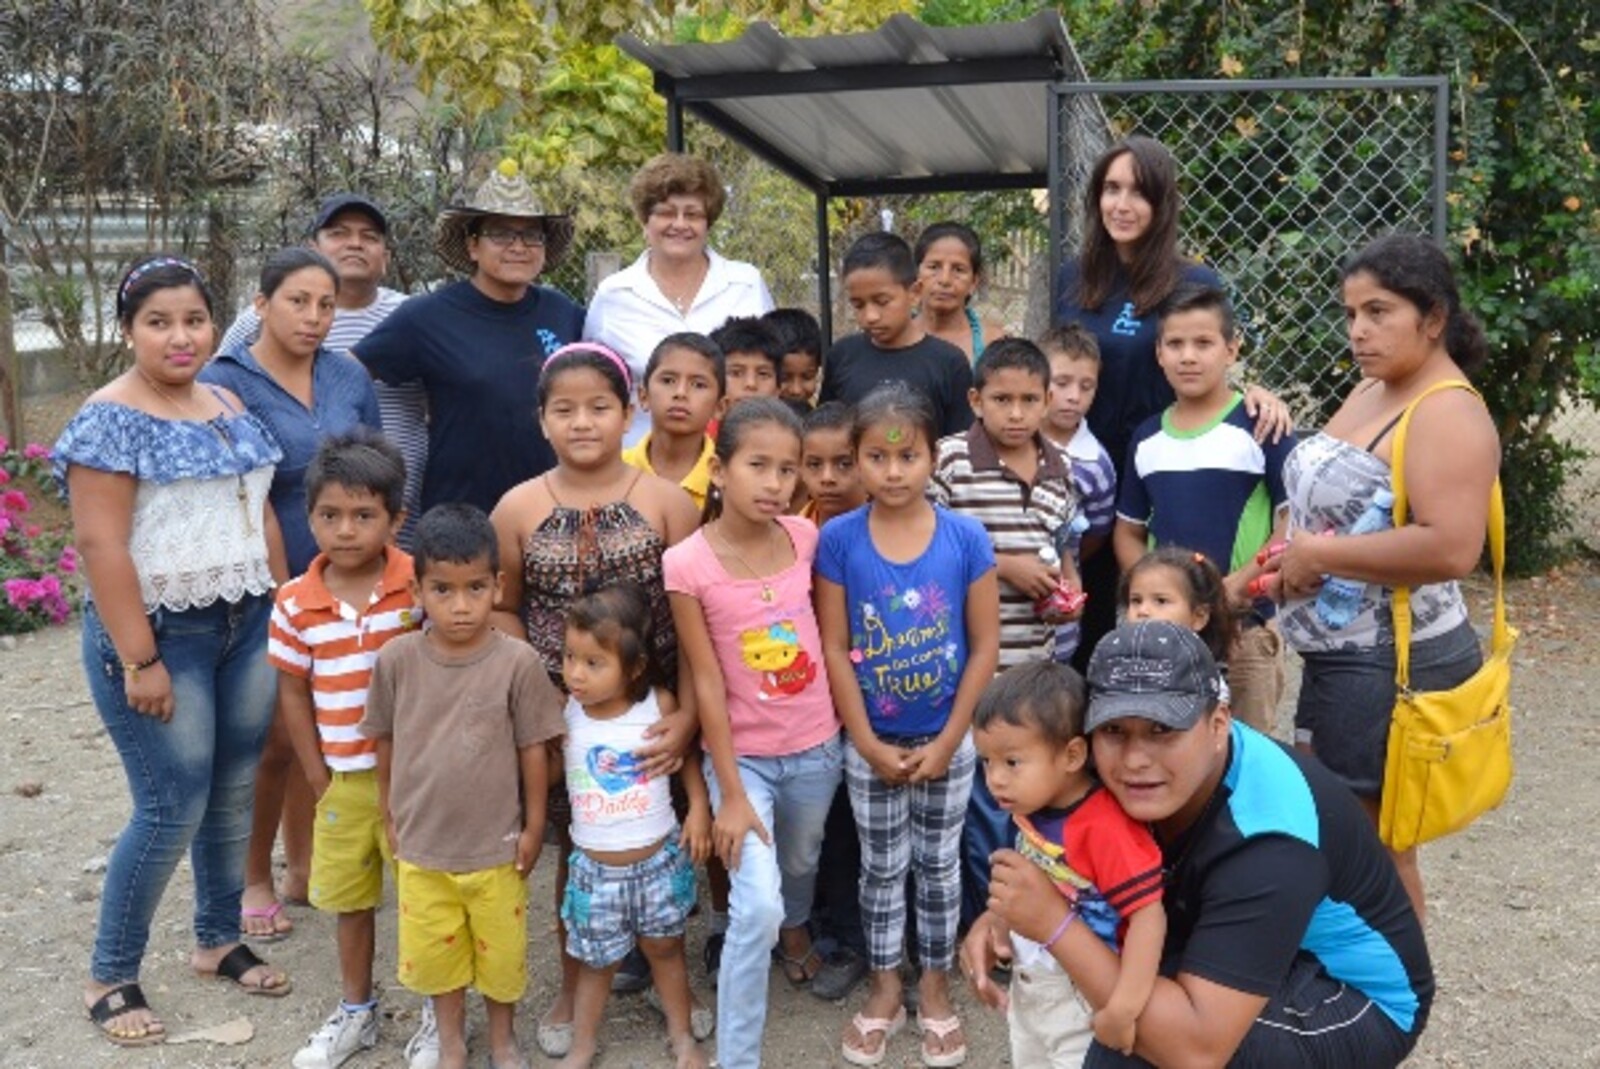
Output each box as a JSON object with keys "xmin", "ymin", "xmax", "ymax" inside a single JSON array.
[{"xmin": 663, "ymin": 515, "xmax": 839, "ymax": 758}]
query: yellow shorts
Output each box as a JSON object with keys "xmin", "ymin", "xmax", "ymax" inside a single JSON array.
[
  {"xmin": 396, "ymin": 861, "xmax": 528, "ymax": 1003},
  {"xmin": 309, "ymin": 769, "xmax": 392, "ymax": 913}
]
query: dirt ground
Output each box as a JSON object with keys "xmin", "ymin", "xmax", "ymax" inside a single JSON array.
[
  {"xmin": 0, "ymin": 563, "xmax": 1595, "ymax": 1068},
  {"xmin": 6, "ymin": 388, "xmax": 1599, "ymax": 1068}
]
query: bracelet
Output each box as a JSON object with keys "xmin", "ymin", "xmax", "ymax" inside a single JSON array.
[
  {"xmin": 121, "ymin": 650, "xmax": 162, "ymax": 678},
  {"xmin": 1044, "ymin": 908, "xmax": 1077, "ymax": 951}
]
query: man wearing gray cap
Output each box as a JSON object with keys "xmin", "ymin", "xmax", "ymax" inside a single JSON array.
[{"xmin": 965, "ymin": 620, "xmax": 1434, "ymax": 1068}]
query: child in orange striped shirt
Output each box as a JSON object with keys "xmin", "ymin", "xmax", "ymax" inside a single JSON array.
[{"xmin": 269, "ymin": 430, "xmax": 433, "ymax": 1069}]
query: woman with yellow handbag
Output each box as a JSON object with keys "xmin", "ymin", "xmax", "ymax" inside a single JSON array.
[{"xmin": 1268, "ymin": 235, "xmax": 1505, "ymax": 924}]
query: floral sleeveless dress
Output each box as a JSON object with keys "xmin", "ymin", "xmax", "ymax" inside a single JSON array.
[{"xmin": 519, "ymin": 476, "xmax": 679, "ymax": 693}]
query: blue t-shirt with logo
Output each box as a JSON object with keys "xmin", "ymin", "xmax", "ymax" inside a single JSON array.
[
  {"xmin": 1053, "ymin": 260, "xmax": 1224, "ymax": 476},
  {"xmin": 815, "ymin": 505, "xmax": 995, "ymax": 739}
]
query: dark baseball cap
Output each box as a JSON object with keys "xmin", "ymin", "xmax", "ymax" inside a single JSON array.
[
  {"xmin": 1085, "ymin": 620, "xmax": 1223, "ymax": 733},
  {"xmin": 310, "ymin": 193, "xmax": 388, "ymax": 236}
]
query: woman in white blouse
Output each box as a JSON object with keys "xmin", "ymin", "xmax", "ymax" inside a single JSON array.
[
  {"xmin": 57, "ymin": 256, "xmax": 292, "ymax": 1048},
  {"xmin": 584, "ymin": 153, "xmax": 775, "ymax": 446}
]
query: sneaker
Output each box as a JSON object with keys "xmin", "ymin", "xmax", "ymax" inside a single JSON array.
[
  {"xmin": 293, "ymin": 1004, "xmax": 378, "ymax": 1069},
  {"xmin": 611, "ymin": 946, "xmax": 652, "ymax": 994},
  {"xmin": 403, "ymin": 999, "xmax": 439, "ymax": 1069}
]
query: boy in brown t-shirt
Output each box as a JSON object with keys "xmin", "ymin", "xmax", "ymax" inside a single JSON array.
[{"xmin": 361, "ymin": 504, "xmax": 564, "ymax": 1069}]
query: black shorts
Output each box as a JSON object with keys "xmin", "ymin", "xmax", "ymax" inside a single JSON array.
[
  {"xmin": 1083, "ymin": 953, "xmax": 1426, "ymax": 1069},
  {"xmin": 1294, "ymin": 620, "xmax": 1482, "ymax": 797}
]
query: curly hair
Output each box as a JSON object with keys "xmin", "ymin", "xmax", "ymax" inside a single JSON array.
[{"xmin": 628, "ymin": 154, "xmax": 727, "ymax": 227}]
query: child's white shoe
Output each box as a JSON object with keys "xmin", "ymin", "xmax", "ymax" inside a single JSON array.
[
  {"xmin": 404, "ymin": 999, "xmax": 440, "ymax": 1069},
  {"xmin": 292, "ymin": 1003, "xmax": 378, "ymax": 1069}
]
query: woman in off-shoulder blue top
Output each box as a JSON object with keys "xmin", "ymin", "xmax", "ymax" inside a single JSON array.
[{"xmin": 59, "ymin": 255, "xmax": 292, "ymax": 1048}]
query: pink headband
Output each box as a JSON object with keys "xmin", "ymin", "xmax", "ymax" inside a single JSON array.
[{"xmin": 546, "ymin": 342, "xmax": 632, "ymax": 392}]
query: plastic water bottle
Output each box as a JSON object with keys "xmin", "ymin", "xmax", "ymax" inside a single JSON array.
[
  {"xmin": 1055, "ymin": 510, "xmax": 1091, "ymax": 562},
  {"xmin": 1315, "ymin": 488, "xmax": 1396, "ymax": 629},
  {"xmin": 1036, "ymin": 544, "xmax": 1088, "ymax": 618}
]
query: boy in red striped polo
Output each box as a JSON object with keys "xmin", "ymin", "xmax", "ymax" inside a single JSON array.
[{"xmin": 270, "ymin": 431, "xmax": 431, "ymax": 1069}]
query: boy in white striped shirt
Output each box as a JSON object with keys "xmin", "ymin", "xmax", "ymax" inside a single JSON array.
[{"xmin": 931, "ymin": 337, "xmax": 1085, "ymax": 926}]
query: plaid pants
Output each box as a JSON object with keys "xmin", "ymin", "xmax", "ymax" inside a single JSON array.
[{"xmin": 844, "ymin": 734, "xmax": 976, "ymax": 973}]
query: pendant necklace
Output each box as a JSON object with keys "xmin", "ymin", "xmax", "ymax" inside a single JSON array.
[
  {"xmin": 138, "ymin": 368, "xmax": 255, "ymax": 536},
  {"xmin": 712, "ymin": 522, "xmax": 778, "ymax": 603}
]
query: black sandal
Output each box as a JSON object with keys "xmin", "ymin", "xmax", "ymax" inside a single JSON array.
[
  {"xmin": 88, "ymin": 982, "xmax": 166, "ymax": 1047},
  {"xmin": 197, "ymin": 943, "xmax": 293, "ymax": 997}
]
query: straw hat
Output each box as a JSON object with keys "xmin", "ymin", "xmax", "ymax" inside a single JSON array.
[{"xmin": 433, "ymin": 159, "xmax": 574, "ymax": 275}]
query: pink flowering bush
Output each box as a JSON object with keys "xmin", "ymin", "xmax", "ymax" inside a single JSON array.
[{"xmin": 1, "ymin": 436, "xmax": 77, "ymax": 634}]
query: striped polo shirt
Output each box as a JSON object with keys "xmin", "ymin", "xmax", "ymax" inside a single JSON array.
[
  {"xmin": 268, "ymin": 547, "xmax": 420, "ymax": 771},
  {"xmin": 932, "ymin": 424, "xmax": 1081, "ymax": 669}
]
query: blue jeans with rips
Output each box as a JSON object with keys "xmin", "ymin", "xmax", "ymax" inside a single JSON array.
[{"xmin": 83, "ymin": 594, "xmax": 275, "ymax": 983}]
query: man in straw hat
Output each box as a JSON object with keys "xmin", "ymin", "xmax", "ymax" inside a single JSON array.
[
  {"xmin": 356, "ymin": 160, "xmax": 584, "ymax": 514},
  {"xmin": 962, "ymin": 620, "xmax": 1434, "ymax": 1068}
]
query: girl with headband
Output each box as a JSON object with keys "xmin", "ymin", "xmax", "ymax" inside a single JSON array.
[{"xmin": 486, "ymin": 342, "xmax": 711, "ymax": 1058}]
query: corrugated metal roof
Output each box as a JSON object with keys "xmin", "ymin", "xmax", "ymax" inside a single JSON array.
[{"xmin": 617, "ymin": 11, "xmax": 1091, "ymax": 193}]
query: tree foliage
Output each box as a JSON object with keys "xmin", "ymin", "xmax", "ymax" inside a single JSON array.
[
  {"xmin": 1058, "ymin": 0, "xmax": 1599, "ymax": 571},
  {"xmin": 0, "ymin": 0, "xmax": 268, "ymax": 395}
]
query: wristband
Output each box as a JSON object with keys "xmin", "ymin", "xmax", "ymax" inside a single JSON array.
[
  {"xmin": 121, "ymin": 650, "xmax": 162, "ymax": 679},
  {"xmin": 1043, "ymin": 908, "xmax": 1077, "ymax": 951}
]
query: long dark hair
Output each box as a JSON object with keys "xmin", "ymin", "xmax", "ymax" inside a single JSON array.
[{"xmin": 1076, "ymin": 137, "xmax": 1185, "ymax": 316}]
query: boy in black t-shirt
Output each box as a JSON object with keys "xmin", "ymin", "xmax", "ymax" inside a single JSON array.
[{"xmin": 819, "ymin": 233, "xmax": 973, "ymax": 438}]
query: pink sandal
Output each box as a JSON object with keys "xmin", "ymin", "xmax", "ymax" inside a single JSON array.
[
  {"xmin": 917, "ymin": 1012, "xmax": 967, "ymax": 1068},
  {"xmin": 239, "ymin": 900, "xmax": 293, "ymax": 943},
  {"xmin": 841, "ymin": 1005, "xmax": 906, "ymax": 1067}
]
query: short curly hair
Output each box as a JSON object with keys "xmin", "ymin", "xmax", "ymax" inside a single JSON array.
[{"xmin": 628, "ymin": 154, "xmax": 727, "ymax": 227}]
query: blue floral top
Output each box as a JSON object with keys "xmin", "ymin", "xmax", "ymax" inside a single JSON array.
[
  {"xmin": 53, "ymin": 400, "xmax": 280, "ymax": 487},
  {"xmin": 54, "ymin": 398, "xmax": 282, "ymax": 611}
]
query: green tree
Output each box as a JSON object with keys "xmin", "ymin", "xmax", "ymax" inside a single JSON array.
[{"xmin": 1058, "ymin": 0, "xmax": 1599, "ymax": 572}]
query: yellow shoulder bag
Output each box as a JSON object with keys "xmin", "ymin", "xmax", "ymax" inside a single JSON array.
[{"xmin": 1378, "ymin": 379, "xmax": 1515, "ymax": 852}]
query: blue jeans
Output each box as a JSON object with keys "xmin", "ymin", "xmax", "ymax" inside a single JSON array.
[
  {"xmin": 961, "ymin": 771, "xmax": 1015, "ymax": 929},
  {"xmin": 705, "ymin": 735, "xmax": 843, "ymax": 1069},
  {"xmin": 83, "ymin": 594, "xmax": 275, "ymax": 983}
]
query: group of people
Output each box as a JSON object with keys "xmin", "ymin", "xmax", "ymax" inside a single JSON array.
[{"xmin": 57, "ymin": 136, "xmax": 1501, "ymax": 1069}]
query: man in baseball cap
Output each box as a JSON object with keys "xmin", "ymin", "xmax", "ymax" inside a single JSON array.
[{"xmin": 966, "ymin": 619, "xmax": 1434, "ymax": 1069}]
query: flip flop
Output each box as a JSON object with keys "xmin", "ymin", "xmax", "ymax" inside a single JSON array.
[
  {"xmin": 645, "ymin": 984, "xmax": 715, "ymax": 1040},
  {"xmin": 240, "ymin": 899, "xmax": 293, "ymax": 942},
  {"xmin": 916, "ymin": 1012, "xmax": 967, "ymax": 1068},
  {"xmin": 196, "ymin": 944, "xmax": 293, "ymax": 997},
  {"xmin": 87, "ymin": 983, "xmax": 166, "ymax": 1048},
  {"xmin": 774, "ymin": 944, "xmax": 823, "ymax": 988},
  {"xmin": 840, "ymin": 1005, "xmax": 906, "ymax": 1067}
]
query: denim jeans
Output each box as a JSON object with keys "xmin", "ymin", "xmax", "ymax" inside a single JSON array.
[
  {"xmin": 83, "ymin": 594, "xmax": 275, "ymax": 983},
  {"xmin": 705, "ymin": 735, "xmax": 843, "ymax": 1069}
]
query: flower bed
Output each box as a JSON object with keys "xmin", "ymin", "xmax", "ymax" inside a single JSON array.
[{"xmin": 1, "ymin": 438, "xmax": 77, "ymax": 634}]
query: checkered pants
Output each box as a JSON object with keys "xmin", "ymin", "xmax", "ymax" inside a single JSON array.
[{"xmin": 844, "ymin": 734, "xmax": 976, "ymax": 973}]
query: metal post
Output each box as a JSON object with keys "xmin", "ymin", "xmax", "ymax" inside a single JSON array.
[
  {"xmin": 816, "ymin": 190, "xmax": 832, "ymax": 345},
  {"xmin": 1047, "ymin": 84, "xmax": 1063, "ymax": 320},
  {"xmin": 1431, "ymin": 77, "xmax": 1450, "ymax": 243},
  {"xmin": 666, "ymin": 97, "xmax": 684, "ymax": 152}
]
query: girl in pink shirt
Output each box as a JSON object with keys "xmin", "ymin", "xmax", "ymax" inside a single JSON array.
[{"xmin": 664, "ymin": 398, "xmax": 843, "ymax": 1069}]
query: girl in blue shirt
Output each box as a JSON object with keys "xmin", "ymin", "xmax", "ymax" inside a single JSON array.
[{"xmin": 817, "ymin": 383, "xmax": 999, "ymax": 1068}]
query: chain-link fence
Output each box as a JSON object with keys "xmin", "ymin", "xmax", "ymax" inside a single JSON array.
[{"xmin": 1054, "ymin": 78, "xmax": 1448, "ymax": 426}]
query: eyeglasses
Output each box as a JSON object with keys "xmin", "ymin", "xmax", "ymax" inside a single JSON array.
[
  {"xmin": 648, "ymin": 205, "xmax": 708, "ymax": 225},
  {"xmin": 477, "ymin": 227, "xmax": 546, "ymax": 248}
]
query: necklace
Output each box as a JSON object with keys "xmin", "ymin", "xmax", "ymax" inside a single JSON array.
[
  {"xmin": 136, "ymin": 368, "xmax": 256, "ymax": 536},
  {"xmin": 711, "ymin": 521, "xmax": 780, "ymax": 603},
  {"xmin": 649, "ymin": 255, "xmax": 707, "ymax": 317}
]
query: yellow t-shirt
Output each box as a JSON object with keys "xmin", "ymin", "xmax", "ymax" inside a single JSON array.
[{"xmin": 621, "ymin": 433, "xmax": 715, "ymax": 510}]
